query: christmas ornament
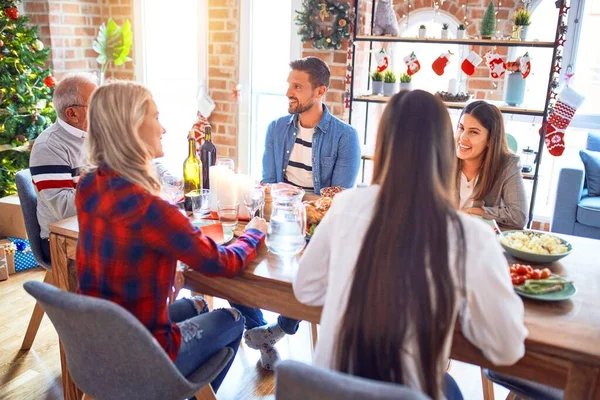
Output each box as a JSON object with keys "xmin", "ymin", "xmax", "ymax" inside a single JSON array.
[
  {"xmin": 432, "ymin": 51, "xmax": 453, "ymax": 76},
  {"xmin": 540, "ymin": 87, "xmax": 584, "ymax": 156},
  {"xmin": 373, "ymin": 0, "xmax": 400, "ymax": 36},
  {"xmin": 461, "ymin": 51, "xmax": 483, "ymax": 76},
  {"xmin": 5, "ymin": 7, "xmax": 19, "ymax": 20},
  {"xmin": 0, "ymin": 39, "xmax": 4, "ymax": 47},
  {"xmin": 403, "ymin": 52, "xmax": 420, "ymax": 75},
  {"xmin": 43, "ymin": 75, "xmax": 56, "ymax": 88},
  {"xmin": 484, "ymin": 52, "xmax": 506, "ymax": 79},
  {"xmin": 295, "ymin": 0, "xmax": 352, "ymax": 50},
  {"xmin": 35, "ymin": 115, "xmax": 47, "ymax": 126},
  {"xmin": 32, "ymin": 40, "xmax": 44, "ymax": 51},
  {"xmin": 374, "ymin": 48, "xmax": 389, "ymax": 73}
]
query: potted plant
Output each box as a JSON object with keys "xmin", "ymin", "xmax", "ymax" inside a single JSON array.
[
  {"xmin": 371, "ymin": 70, "xmax": 384, "ymax": 95},
  {"xmin": 93, "ymin": 18, "xmax": 133, "ymax": 84},
  {"xmin": 382, "ymin": 70, "xmax": 397, "ymax": 96},
  {"xmin": 419, "ymin": 24, "xmax": 427, "ymax": 39},
  {"xmin": 480, "ymin": 2, "xmax": 496, "ymax": 39},
  {"xmin": 441, "ymin": 23, "xmax": 449, "ymax": 39},
  {"xmin": 457, "ymin": 24, "xmax": 466, "ymax": 39},
  {"xmin": 399, "ymin": 73, "xmax": 412, "ymax": 91},
  {"xmin": 513, "ymin": 8, "xmax": 531, "ymax": 40}
]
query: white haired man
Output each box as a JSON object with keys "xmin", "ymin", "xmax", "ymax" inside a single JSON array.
[{"xmin": 29, "ymin": 73, "xmax": 98, "ymax": 262}]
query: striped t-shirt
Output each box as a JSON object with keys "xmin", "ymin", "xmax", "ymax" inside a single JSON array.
[{"xmin": 285, "ymin": 125, "xmax": 314, "ymax": 190}]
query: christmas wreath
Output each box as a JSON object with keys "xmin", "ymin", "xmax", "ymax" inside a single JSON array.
[{"xmin": 295, "ymin": 0, "xmax": 352, "ymax": 50}]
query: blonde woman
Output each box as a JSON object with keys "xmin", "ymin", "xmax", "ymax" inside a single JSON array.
[{"xmin": 76, "ymin": 81, "xmax": 267, "ymax": 391}]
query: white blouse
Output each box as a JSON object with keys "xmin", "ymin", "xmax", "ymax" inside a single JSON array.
[
  {"xmin": 459, "ymin": 172, "xmax": 478, "ymax": 209},
  {"xmin": 294, "ymin": 185, "xmax": 528, "ymax": 392}
]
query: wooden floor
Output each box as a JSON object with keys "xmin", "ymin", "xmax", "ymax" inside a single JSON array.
[{"xmin": 1, "ymin": 268, "xmax": 509, "ymax": 400}]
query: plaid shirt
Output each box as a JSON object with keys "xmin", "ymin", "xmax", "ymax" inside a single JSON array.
[{"xmin": 75, "ymin": 167, "xmax": 264, "ymax": 361}]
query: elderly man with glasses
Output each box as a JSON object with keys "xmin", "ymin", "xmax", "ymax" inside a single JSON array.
[{"xmin": 29, "ymin": 73, "xmax": 98, "ymax": 261}]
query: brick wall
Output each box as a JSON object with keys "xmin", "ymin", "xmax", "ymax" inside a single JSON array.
[
  {"xmin": 207, "ymin": 0, "xmax": 240, "ymax": 161},
  {"xmin": 23, "ymin": 0, "xmax": 134, "ymax": 81}
]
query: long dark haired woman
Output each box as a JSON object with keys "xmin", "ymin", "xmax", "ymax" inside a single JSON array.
[
  {"xmin": 294, "ymin": 91, "xmax": 527, "ymax": 399},
  {"xmin": 456, "ymin": 101, "xmax": 528, "ymax": 228}
]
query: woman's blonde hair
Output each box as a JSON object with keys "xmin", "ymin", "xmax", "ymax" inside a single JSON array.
[{"xmin": 86, "ymin": 80, "xmax": 161, "ymax": 194}]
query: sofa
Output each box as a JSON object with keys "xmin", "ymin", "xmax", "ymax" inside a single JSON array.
[{"xmin": 551, "ymin": 132, "xmax": 600, "ymax": 239}]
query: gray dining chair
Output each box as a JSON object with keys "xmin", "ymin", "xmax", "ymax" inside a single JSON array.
[
  {"xmin": 15, "ymin": 168, "xmax": 53, "ymax": 350},
  {"xmin": 484, "ymin": 369, "xmax": 563, "ymax": 400},
  {"xmin": 23, "ymin": 280, "xmax": 233, "ymax": 400},
  {"xmin": 275, "ymin": 360, "xmax": 431, "ymax": 400}
]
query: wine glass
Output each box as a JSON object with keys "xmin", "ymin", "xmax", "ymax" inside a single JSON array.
[
  {"xmin": 216, "ymin": 157, "xmax": 235, "ymax": 171},
  {"xmin": 161, "ymin": 173, "xmax": 183, "ymax": 205},
  {"xmin": 242, "ymin": 185, "xmax": 265, "ymax": 219}
]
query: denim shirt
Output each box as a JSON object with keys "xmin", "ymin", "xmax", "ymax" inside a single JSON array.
[{"xmin": 261, "ymin": 104, "xmax": 361, "ymax": 194}]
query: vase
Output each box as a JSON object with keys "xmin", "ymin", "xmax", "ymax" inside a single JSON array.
[
  {"xmin": 371, "ymin": 81, "xmax": 383, "ymax": 95},
  {"xmin": 505, "ymin": 72, "xmax": 526, "ymax": 106},
  {"xmin": 419, "ymin": 28, "xmax": 426, "ymax": 39},
  {"xmin": 441, "ymin": 30, "xmax": 449, "ymax": 39},
  {"xmin": 457, "ymin": 30, "xmax": 465, "ymax": 39},
  {"xmin": 399, "ymin": 82, "xmax": 412, "ymax": 91},
  {"xmin": 382, "ymin": 82, "xmax": 397, "ymax": 97}
]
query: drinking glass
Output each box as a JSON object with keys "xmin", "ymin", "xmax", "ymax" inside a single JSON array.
[
  {"xmin": 189, "ymin": 189, "xmax": 211, "ymax": 219},
  {"xmin": 217, "ymin": 201, "xmax": 240, "ymax": 230},
  {"xmin": 242, "ymin": 185, "xmax": 265, "ymax": 219},
  {"xmin": 216, "ymin": 157, "xmax": 235, "ymax": 171},
  {"xmin": 161, "ymin": 173, "xmax": 183, "ymax": 205}
]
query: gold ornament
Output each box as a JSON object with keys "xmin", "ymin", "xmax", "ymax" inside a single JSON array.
[
  {"xmin": 326, "ymin": 38, "xmax": 332, "ymax": 43},
  {"xmin": 319, "ymin": 0, "xmax": 330, "ymax": 21}
]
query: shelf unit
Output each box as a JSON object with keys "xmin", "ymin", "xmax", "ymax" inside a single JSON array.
[{"xmin": 348, "ymin": 0, "xmax": 569, "ymax": 227}]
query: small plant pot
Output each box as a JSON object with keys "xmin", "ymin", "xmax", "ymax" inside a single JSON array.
[
  {"xmin": 520, "ymin": 26, "xmax": 529, "ymax": 40},
  {"xmin": 441, "ymin": 30, "xmax": 449, "ymax": 39},
  {"xmin": 419, "ymin": 28, "xmax": 426, "ymax": 39},
  {"xmin": 457, "ymin": 30, "xmax": 465, "ymax": 39},
  {"xmin": 371, "ymin": 81, "xmax": 383, "ymax": 95},
  {"xmin": 382, "ymin": 82, "xmax": 398, "ymax": 97},
  {"xmin": 399, "ymin": 82, "xmax": 412, "ymax": 91}
]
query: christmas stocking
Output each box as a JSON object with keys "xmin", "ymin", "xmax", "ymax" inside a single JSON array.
[
  {"xmin": 519, "ymin": 52, "xmax": 531, "ymax": 78},
  {"xmin": 540, "ymin": 87, "xmax": 584, "ymax": 156},
  {"xmin": 404, "ymin": 52, "xmax": 421, "ymax": 76},
  {"xmin": 375, "ymin": 48, "xmax": 389, "ymax": 73},
  {"xmin": 432, "ymin": 52, "xmax": 452, "ymax": 76},
  {"xmin": 484, "ymin": 52, "xmax": 506, "ymax": 79},
  {"xmin": 461, "ymin": 51, "xmax": 483, "ymax": 76}
]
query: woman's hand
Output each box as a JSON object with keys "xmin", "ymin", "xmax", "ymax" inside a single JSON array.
[
  {"xmin": 245, "ymin": 217, "xmax": 268, "ymax": 234},
  {"xmin": 462, "ymin": 207, "xmax": 484, "ymax": 216}
]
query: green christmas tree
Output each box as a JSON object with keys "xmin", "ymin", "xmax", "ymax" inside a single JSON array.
[
  {"xmin": 0, "ymin": 0, "xmax": 56, "ymax": 198},
  {"xmin": 480, "ymin": 2, "xmax": 496, "ymax": 39}
]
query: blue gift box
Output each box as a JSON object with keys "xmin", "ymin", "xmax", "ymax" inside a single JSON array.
[{"xmin": 8, "ymin": 237, "xmax": 39, "ymax": 272}]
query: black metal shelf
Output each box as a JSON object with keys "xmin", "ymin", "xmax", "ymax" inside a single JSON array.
[
  {"xmin": 353, "ymin": 95, "xmax": 546, "ymax": 117},
  {"xmin": 354, "ymin": 35, "xmax": 556, "ymax": 48}
]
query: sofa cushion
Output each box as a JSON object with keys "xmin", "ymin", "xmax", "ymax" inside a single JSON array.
[
  {"xmin": 587, "ymin": 132, "xmax": 600, "ymax": 152},
  {"xmin": 580, "ymin": 150, "xmax": 600, "ymax": 197},
  {"xmin": 577, "ymin": 196, "xmax": 600, "ymax": 228}
]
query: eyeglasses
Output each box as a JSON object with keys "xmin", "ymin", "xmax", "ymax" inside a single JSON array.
[{"xmin": 68, "ymin": 104, "xmax": 89, "ymax": 109}]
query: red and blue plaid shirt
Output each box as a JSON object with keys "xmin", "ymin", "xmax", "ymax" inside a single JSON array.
[{"xmin": 75, "ymin": 167, "xmax": 264, "ymax": 361}]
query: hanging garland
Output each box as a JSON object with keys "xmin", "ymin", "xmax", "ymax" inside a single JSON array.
[{"xmin": 295, "ymin": 0, "xmax": 352, "ymax": 50}]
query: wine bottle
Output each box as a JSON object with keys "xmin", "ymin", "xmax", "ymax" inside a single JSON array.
[
  {"xmin": 200, "ymin": 125, "xmax": 217, "ymax": 189},
  {"xmin": 183, "ymin": 132, "xmax": 202, "ymax": 212}
]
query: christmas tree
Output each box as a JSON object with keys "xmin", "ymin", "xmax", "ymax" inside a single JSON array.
[
  {"xmin": 0, "ymin": 0, "xmax": 56, "ymax": 198},
  {"xmin": 480, "ymin": 2, "xmax": 496, "ymax": 39}
]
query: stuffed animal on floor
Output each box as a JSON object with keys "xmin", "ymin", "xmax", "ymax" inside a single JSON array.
[{"xmin": 373, "ymin": 0, "xmax": 400, "ymax": 36}]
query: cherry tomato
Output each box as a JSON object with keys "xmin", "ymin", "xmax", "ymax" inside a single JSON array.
[
  {"xmin": 511, "ymin": 276, "xmax": 520, "ymax": 285},
  {"xmin": 524, "ymin": 273, "xmax": 532, "ymax": 280},
  {"xmin": 526, "ymin": 265, "xmax": 534, "ymax": 274},
  {"xmin": 541, "ymin": 268, "xmax": 552, "ymax": 279},
  {"xmin": 509, "ymin": 266, "xmax": 517, "ymax": 274},
  {"xmin": 516, "ymin": 265, "xmax": 528, "ymax": 275},
  {"xmin": 514, "ymin": 275, "xmax": 526, "ymax": 285},
  {"xmin": 532, "ymin": 270, "xmax": 543, "ymax": 280}
]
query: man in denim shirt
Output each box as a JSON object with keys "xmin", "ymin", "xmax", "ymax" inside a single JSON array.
[
  {"xmin": 231, "ymin": 57, "xmax": 360, "ymax": 370},
  {"xmin": 262, "ymin": 56, "xmax": 360, "ymax": 194}
]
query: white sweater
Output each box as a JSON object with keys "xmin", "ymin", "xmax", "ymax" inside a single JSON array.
[{"xmin": 294, "ymin": 185, "xmax": 528, "ymax": 390}]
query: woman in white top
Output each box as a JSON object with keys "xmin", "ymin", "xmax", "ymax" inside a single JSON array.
[
  {"xmin": 456, "ymin": 101, "xmax": 528, "ymax": 228},
  {"xmin": 294, "ymin": 90, "xmax": 528, "ymax": 399}
]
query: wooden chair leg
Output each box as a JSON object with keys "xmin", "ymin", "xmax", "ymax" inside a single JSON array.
[
  {"xmin": 194, "ymin": 384, "xmax": 217, "ymax": 400},
  {"xmin": 506, "ymin": 392, "xmax": 518, "ymax": 400},
  {"xmin": 309, "ymin": 323, "xmax": 318, "ymax": 351},
  {"xmin": 21, "ymin": 270, "xmax": 53, "ymax": 350},
  {"xmin": 81, "ymin": 394, "xmax": 95, "ymax": 400},
  {"xmin": 481, "ymin": 368, "xmax": 496, "ymax": 400}
]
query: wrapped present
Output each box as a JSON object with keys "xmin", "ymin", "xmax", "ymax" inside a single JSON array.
[
  {"xmin": 0, "ymin": 237, "xmax": 39, "ymax": 273},
  {"xmin": 0, "ymin": 246, "xmax": 9, "ymax": 281},
  {"xmin": 0, "ymin": 238, "xmax": 16, "ymax": 275}
]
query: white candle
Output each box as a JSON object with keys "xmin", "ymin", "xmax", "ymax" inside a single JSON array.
[{"xmin": 448, "ymin": 78, "xmax": 458, "ymax": 95}]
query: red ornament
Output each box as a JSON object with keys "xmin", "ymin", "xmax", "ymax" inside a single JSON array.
[
  {"xmin": 43, "ymin": 76, "xmax": 56, "ymax": 88},
  {"xmin": 0, "ymin": 39, "xmax": 4, "ymax": 47},
  {"xmin": 5, "ymin": 7, "xmax": 19, "ymax": 20}
]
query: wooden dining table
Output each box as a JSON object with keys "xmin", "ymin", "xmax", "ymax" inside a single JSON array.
[{"xmin": 48, "ymin": 216, "xmax": 600, "ymax": 400}]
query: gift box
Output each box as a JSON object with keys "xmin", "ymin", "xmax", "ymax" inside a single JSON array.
[
  {"xmin": 0, "ymin": 237, "xmax": 39, "ymax": 273},
  {"xmin": 0, "ymin": 195, "xmax": 27, "ymax": 239},
  {"xmin": 0, "ymin": 246, "xmax": 9, "ymax": 281}
]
